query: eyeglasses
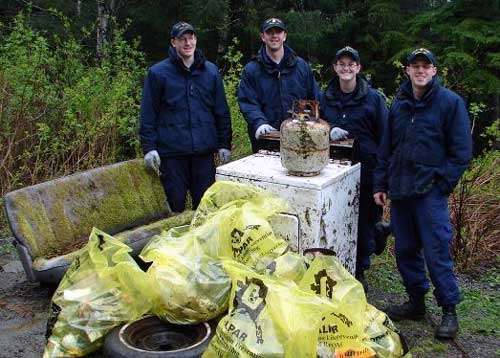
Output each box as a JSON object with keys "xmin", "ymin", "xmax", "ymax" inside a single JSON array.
[
  {"xmin": 174, "ymin": 34, "xmax": 196, "ymax": 43},
  {"xmin": 335, "ymin": 62, "xmax": 358, "ymax": 69},
  {"xmin": 408, "ymin": 64, "xmax": 434, "ymax": 70}
]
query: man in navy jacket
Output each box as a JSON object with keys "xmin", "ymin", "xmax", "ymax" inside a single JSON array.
[
  {"xmin": 140, "ymin": 22, "xmax": 232, "ymax": 212},
  {"xmin": 320, "ymin": 46, "xmax": 389, "ymax": 292},
  {"xmin": 373, "ymin": 48, "xmax": 472, "ymax": 339},
  {"xmin": 238, "ymin": 18, "xmax": 319, "ymax": 152}
]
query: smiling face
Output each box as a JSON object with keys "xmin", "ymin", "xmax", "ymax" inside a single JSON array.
[
  {"xmin": 406, "ymin": 56, "xmax": 437, "ymax": 91},
  {"xmin": 261, "ymin": 27, "xmax": 287, "ymax": 52},
  {"xmin": 170, "ymin": 32, "xmax": 197, "ymax": 60},
  {"xmin": 333, "ymin": 55, "xmax": 361, "ymax": 83}
]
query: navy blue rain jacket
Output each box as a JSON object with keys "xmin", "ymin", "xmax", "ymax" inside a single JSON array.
[
  {"xmin": 320, "ymin": 75, "xmax": 388, "ymax": 187},
  {"xmin": 373, "ymin": 77, "xmax": 472, "ymax": 199},
  {"xmin": 140, "ymin": 47, "xmax": 231, "ymax": 156},
  {"xmin": 237, "ymin": 45, "xmax": 319, "ymax": 150}
]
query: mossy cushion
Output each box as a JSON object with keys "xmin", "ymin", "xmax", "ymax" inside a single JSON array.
[
  {"xmin": 5, "ymin": 159, "xmax": 170, "ymax": 260},
  {"xmin": 31, "ymin": 211, "xmax": 195, "ymax": 272}
]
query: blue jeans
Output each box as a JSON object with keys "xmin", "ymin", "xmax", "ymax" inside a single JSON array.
[
  {"xmin": 391, "ymin": 186, "xmax": 460, "ymax": 306},
  {"xmin": 159, "ymin": 154, "xmax": 215, "ymax": 212}
]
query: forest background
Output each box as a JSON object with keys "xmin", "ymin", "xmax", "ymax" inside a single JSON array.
[{"xmin": 0, "ymin": 0, "xmax": 499, "ymax": 270}]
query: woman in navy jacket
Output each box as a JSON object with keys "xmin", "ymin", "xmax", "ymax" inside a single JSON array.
[
  {"xmin": 320, "ymin": 46, "xmax": 388, "ymax": 291},
  {"xmin": 320, "ymin": 46, "xmax": 389, "ymax": 291}
]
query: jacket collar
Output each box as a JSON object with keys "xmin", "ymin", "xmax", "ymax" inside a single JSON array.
[
  {"xmin": 255, "ymin": 44, "xmax": 297, "ymax": 75},
  {"xmin": 168, "ymin": 47, "xmax": 206, "ymax": 73},
  {"xmin": 324, "ymin": 74, "xmax": 369, "ymax": 103},
  {"xmin": 397, "ymin": 76, "xmax": 440, "ymax": 105}
]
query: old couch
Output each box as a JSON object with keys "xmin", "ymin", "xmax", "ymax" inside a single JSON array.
[{"xmin": 3, "ymin": 159, "xmax": 194, "ymax": 284}]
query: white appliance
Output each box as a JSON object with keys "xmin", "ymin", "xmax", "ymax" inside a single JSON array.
[{"xmin": 216, "ymin": 153, "xmax": 360, "ymax": 273}]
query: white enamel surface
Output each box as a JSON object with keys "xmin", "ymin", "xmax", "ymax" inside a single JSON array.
[{"xmin": 216, "ymin": 154, "xmax": 360, "ymax": 273}]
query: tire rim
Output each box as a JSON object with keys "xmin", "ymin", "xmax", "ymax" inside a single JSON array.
[{"xmin": 118, "ymin": 316, "xmax": 212, "ymax": 353}]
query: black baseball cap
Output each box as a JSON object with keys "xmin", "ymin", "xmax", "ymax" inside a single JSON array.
[
  {"xmin": 261, "ymin": 17, "xmax": 286, "ymax": 32},
  {"xmin": 335, "ymin": 46, "xmax": 360, "ymax": 63},
  {"xmin": 407, "ymin": 48, "xmax": 436, "ymax": 65},
  {"xmin": 170, "ymin": 22, "xmax": 195, "ymax": 38}
]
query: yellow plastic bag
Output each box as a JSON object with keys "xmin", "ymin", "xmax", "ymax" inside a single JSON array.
[
  {"xmin": 299, "ymin": 254, "xmax": 376, "ymax": 358},
  {"xmin": 262, "ymin": 251, "xmax": 309, "ymax": 283},
  {"xmin": 140, "ymin": 226, "xmax": 231, "ymax": 324},
  {"xmin": 191, "ymin": 181, "xmax": 288, "ymax": 229},
  {"xmin": 203, "ymin": 260, "xmax": 334, "ymax": 358},
  {"xmin": 43, "ymin": 228, "xmax": 151, "ymax": 358},
  {"xmin": 363, "ymin": 304, "xmax": 411, "ymax": 358},
  {"xmin": 140, "ymin": 181, "xmax": 289, "ymax": 324}
]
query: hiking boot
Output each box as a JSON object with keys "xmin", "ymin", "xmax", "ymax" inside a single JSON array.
[
  {"xmin": 385, "ymin": 296, "xmax": 426, "ymax": 321},
  {"xmin": 374, "ymin": 221, "xmax": 391, "ymax": 255},
  {"xmin": 356, "ymin": 271, "xmax": 369, "ymax": 293},
  {"xmin": 435, "ymin": 306, "xmax": 458, "ymax": 339}
]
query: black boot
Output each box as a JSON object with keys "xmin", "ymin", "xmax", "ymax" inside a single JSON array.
[
  {"xmin": 355, "ymin": 271, "xmax": 369, "ymax": 293},
  {"xmin": 385, "ymin": 296, "xmax": 426, "ymax": 321},
  {"xmin": 435, "ymin": 306, "xmax": 458, "ymax": 339},
  {"xmin": 374, "ymin": 221, "xmax": 391, "ymax": 255}
]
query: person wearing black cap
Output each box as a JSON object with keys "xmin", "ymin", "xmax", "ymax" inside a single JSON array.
[
  {"xmin": 237, "ymin": 17, "xmax": 320, "ymax": 152},
  {"xmin": 320, "ymin": 46, "xmax": 389, "ymax": 292},
  {"xmin": 140, "ymin": 22, "xmax": 232, "ymax": 212},
  {"xmin": 373, "ymin": 48, "xmax": 472, "ymax": 339}
]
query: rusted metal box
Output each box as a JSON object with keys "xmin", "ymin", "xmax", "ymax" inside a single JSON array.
[{"xmin": 216, "ymin": 153, "xmax": 360, "ymax": 273}]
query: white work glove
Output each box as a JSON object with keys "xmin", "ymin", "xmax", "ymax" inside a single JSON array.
[
  {"xmin": 255, "ymin": 124, "xmax": 277, "ymax": 140},
  {"xmin": 218, "ymin": 148, "xmax": 232, "ymax": 164},
  {"xmin": 330, "ymin": 127, "xmax": 349, "ymax": 141},
  {"xmin": 144, "ymin": 150, "xmax": 160, "ymax": 173}
]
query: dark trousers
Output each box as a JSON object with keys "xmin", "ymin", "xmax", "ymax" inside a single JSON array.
[
  {"xmin": 356, "ymin": 185, "xmax": 382, "ymax": 274},
  {"xmin": 159, "ymin": 154, "xmax": 215, "ymax": 212},
  {"xmin": 391, "ymin": 186, "xmax": 460, "ymax": 306}
]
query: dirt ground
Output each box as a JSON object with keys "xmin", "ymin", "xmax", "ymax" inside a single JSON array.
[{"xmin": 0, "ymin": 236, "xmax": 498, "ymax": 358}]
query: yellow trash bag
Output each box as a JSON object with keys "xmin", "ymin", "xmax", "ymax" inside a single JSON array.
[
  {"xmin": 144, "ymin": 181, "xmax": 289, "ymax": 270},
  {"xmin": 193, "ymin": 182, "xmax": 289, "ymax": 270},
  {"xmin": 196, "ymin": 201, "xmax": 289, "ymax": 270},
  {"xmin": 203, "ymin": 260, "xmax": 334, "ymax": 358},
  {"xmin": 262, "ymin": 251, "xmax": 309, "ymax": 283},
  {"xmin": 299, "ymin": 254, "xmax": 376, "ymax": 358},
  {"xmin": 140, "ymin": 226, "xmax": 231, "ymax": 324},
  {"xmin": 191, "ymin": 181, "xmax": 288, "ymax": 229},
  {"xmin": 363, "ymin": 304, "xmax": 411, "ymax": 358},
  {"xmin": 43, "ymin": 228, "xmax": 151, "ymax": 358}
]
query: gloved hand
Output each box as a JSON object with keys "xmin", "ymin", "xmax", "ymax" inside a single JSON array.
[
  {"xmin": 330, "ymin": 127, "xmax": 349, "ymax": 141},
  {"xmin": 144, "ymin": 150, "xmax": 160, "ymax": 173},
  {"xmin": 218, "ymin": 148, "xmax": 232, "ymax": 164},
  {"xmin": 255, "ymin": 124, "xmax": 278, "ymax": 140}
]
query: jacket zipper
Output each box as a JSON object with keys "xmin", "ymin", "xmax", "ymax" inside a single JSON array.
[{"xmin": 278, "ymin": 71, "xmax": 284, "ymax": 123}]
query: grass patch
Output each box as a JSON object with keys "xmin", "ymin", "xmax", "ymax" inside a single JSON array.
[
  {"xmin": 410, "ymin": 338, "xmax": 447, "ymax": 355},
  {"xmin": 0, "ymin": 237, "xmax": 16, "ymax": 256},
  {"xmin": 458, "ymin": 288, "xmax": 500, "ymax": 336},
  {"xmin": 366, "ymin": 238, "xmax": 406, "ymax": 295},
  {"xmin": 477, "ymin": 263, "xmax": 500, "ymax": 289},
  {"xmin": 367, "ymin": 239, "xmax": 500, "ymax": 338}
]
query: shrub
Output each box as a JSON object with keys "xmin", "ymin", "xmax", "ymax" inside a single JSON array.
[
  {"xmin": 450, "ymin": 149, "xmax": 500, "ymax": 269},
  {"xmin": 222, "ymin": 38, "xmax": 251, "ymax": 159},
  {"xmin": 0, "ymin": 12, "xmax": 145, "ymax": 197}
]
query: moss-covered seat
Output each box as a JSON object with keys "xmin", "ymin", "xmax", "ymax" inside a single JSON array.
[{"xmin": 4, "ymin": 159, "xmax": 194, "ymax": 283}]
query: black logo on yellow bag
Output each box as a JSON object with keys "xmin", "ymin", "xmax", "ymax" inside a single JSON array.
[
  {"xmin": 310, "ymin": 269, "xmax": 337, "ymax": 298},
  {"xmin": 233, "ymin": 277, "xmax": 268, "ymax": 322}
]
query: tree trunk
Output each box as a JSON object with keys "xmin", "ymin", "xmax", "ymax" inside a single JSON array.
[{"xmin": 96, "ymin": 0, "xmax": 115, "ymax": 61}]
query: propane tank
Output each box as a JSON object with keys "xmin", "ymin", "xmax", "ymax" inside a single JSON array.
[{"xmin": 280, "ymin": 100, "xmax": 330, "ymax": 176}]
